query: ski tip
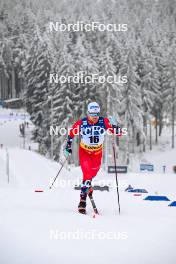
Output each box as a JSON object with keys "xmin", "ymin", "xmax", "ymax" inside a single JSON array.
[{"xmin": 93, "ymin": 212, "xmax": 100, "ymax": 218}]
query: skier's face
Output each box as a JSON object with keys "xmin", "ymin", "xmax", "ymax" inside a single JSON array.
[{"xmin": 87, "ymin": 114, "xmax": 99, "ymax": 123}]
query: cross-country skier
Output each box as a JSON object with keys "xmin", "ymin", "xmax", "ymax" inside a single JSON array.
[{"xmin": 65, "ymin": 102, "xmax": 121, "ymax": 214}]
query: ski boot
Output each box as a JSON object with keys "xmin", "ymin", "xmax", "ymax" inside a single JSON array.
[
  {"xmin": 78, "ymin": 180, "xmax": 92, "ymax": 214},
  {"xmin": 78, "ymin": 193, "xmax": 87, "ymax": 214}
]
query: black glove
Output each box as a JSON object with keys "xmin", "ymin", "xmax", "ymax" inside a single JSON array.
[
  {"xmin": 65, "ymin": 145, "xmax": 72, "ymax": 154},
  {"xmin": 65, "ymin": 136, "xmax": 72, "ymax": 156}
]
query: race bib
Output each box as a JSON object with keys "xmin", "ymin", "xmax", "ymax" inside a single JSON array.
[{"xmin": 80, "ymin": 117, "xmax": 106, "ymax": 146}]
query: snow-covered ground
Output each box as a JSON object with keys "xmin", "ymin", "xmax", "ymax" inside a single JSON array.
[
  {"xmin": 0, "ymin": 108, "xmax": 176, "ymax": 264},
  {"xmin": 0, "ymin": 108, "xmax": 36, "ymax": 149},
  {"xmin": 129, "ymin": 125, "xmax": 176, "ymax": 174}
]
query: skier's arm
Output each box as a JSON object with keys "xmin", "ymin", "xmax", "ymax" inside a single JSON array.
[
  {"xmin": 65, "ymin": 120, "xmax": 82, "ymax": 156},
  {"xmin": 104, "ymin": 117, "xmax": 122, "ymax": 136},
  {"xmin": 68, "ymin": 120, "xmax": 82, "ymax": 139}
]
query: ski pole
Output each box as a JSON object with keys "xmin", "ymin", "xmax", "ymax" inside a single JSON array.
[
  {"xmin": 112, "ymin": 136, "xmax": 121, "ymax": 214},
  {"xmin": 49, "ymin": 156, "xmax": 69, "ymax": 189}
]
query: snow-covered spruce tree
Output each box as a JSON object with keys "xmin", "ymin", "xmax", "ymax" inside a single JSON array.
[
  {"xmin": 150, "ymin": 47, "xmax": 165, "ymax": 144},
  {"xmin": 71, "ymin": 32, "xmax": 99, "ymax": 116},
  {"xmin": 0, "ymin": 41, "xmax": 9, "ymax": 98},
  {"xmin": 1, "ymin": 0, "xmax": 37, "ymax": 99},
  {"xmin": 0, "ymin": 33, "xmax": 14, "ymax": 99},
  {"xmin": 23, "ymin": 28, "xmax": 51, "ymax": 155},
  {"xmin": 120, "ymin": 47, "xmax": 143, "ymax": 163},
  {"xmin": 136, "ymin": 42, "xmax": 160, "ymax": 151},
  {"xmin": 48, "ymin": 36, "xmax": 75, "ymax": 161},
  {"xmin": 94, "ymin": 44, "xmax": 123, "ymax": 166},
  {"xmin": 95, "ymin": 37, "xmax": 122, "ymax": 115},
  {"xmin": 163, "ymin": 42, "xmax": 176, "ymax": 148}
]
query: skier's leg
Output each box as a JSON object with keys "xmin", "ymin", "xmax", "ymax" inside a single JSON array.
[
  {"xmin": 78, "ymin": 186, "xmax": 87, "ymax": 214},
  {"xmin": 79, "ymin": 147, "xmax": 94, "ymax": 181},
  {"xmin": 79, "ymin": 150, "xmax": 102, "ymax": 181},
  {"xmin": 87, "ymin": 151, "xmax": 102, "ymax": 196},
  {"xmin": 78, "ymin": 179, "xmax": 92, "ymax": 214},
  {"xmin": 79, "ymin": 149, "xmax": 102, "ymax": 193},
  {"xmin": 91, "ymin": 151, "xmax": 102, "ymax": 178},
  {"xmin": 78, "ymin": 148, "xmax": 102, "ymax": 213},
  {"xmin": 78, "ymin": 148, "xmax": 93, "ymax": 213}
]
